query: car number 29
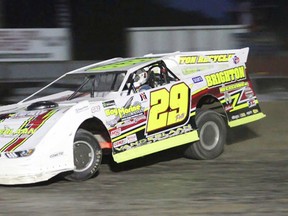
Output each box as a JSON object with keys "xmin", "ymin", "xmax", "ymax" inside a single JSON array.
[{"xmin": 146, "ymin": 82, "xmax": 190, "ymax": 134}]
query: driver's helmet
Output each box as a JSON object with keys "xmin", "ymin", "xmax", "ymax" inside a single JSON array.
[{"xmin": 134, "ymin": 69, "xmax": 148, "ymax": 88}]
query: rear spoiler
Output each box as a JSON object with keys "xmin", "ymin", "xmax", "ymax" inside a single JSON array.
[{"xmin": 175, "ymin": 47, "xmax": 249, "ymax": 66}]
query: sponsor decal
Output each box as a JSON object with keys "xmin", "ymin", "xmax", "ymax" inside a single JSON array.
[
  {"xmin": 248, "ymin": 99, "xmax": 257, "ymax": 108},
  {"xmin": 105, "ymin": 97, "xmax": 144, "ymax": 127},
  {"xmin": 246, "ymin": 110, "xmax": 252, "ymax": 116},
  {"xmin": 205, "ymin": 66, "xmax": 246, "ymax": 88},
  {"xmin": 219, "ymin": 82, "xmax": 248, "ymax": 93},
  {"xmin": 102, "ymin": 100, "xmax": 116, "ymax": 108},
  {"xmin": 116, "ymin": 115, "xmax": 146, "ymax": 129},
  {"xmin": 91, "ymin": 105, "xmax": 100, "ymax": 113},
  {"xmin": 253, "ymin": 109, "xmax": 259, "ymax": 114},
  {"xmin": 127, "ymin": 134, "xmax": 137, "ymax": 143},
  {"xmin": 8, "ymin": 110, "xmax": 46, "ymax": 119},
  {"xmin": 113, "ymin": 138, "xmax": 128, "ymax": 148},
  {"xmin": 240, "ymin": 113, "xmax": 246, "ymax": 118},
  {"xmin": 105, "ymin": 104, "xmax": 142, "ymax": 119},
  {"xmin": 182, "ymin": 65, "xmax": 214, "ymax": 75},
  {"xmin": 231, "ymin": 115, "xmax": 239, "ymax": 120},
  {"xmin": 0, "ymin": 109, "xmax": 58, "ymax": 152},
  {"xmin": 192, "ymin": 76, "xmax": 203, "ymax": 83},
  {"xmin": 111, "ymin": 128, "xmax": 121, "ymax": 138},
  {"xmin": 115, "ymin": 124, "xmax": 193, "ymax": 152},
  {"xmin": 244, "ymin": 86, "xmax": 254, "ymax": 99},
  {"xmin": 179, "ymin": 53, "xmax": 235, "ymax": 64},
  {"xmin": 224, "ymin": 91, "xmax": 232, "ymax": 105},
  {"xmin": 75, "ymin": 106, "xmax": 89, "ymax": 113},
  {"xmin": 50, "ymin": 151, "xmax": 64, "ymax": 158},
  {"xmin": 224, "ymin": 104, "xmax": 233, "ymax": 111},
  {"xmin": 231, "ymin": 109, "xmax": 258, "ymax": 121},
  {"xmin": 242, "ymin": 86, "xmax": 256, "ymax": 108},
  {"xmin": 179, "ymin": 56, "xmax": 197, "ymax": 64},
  {"xmin": 0, "ymin": 127, "xmax": 36, "ymax": 136},
  {"xmin": 233, "ymin": 55, "xmax": 240, "ymax": 64},
  {"xmin": 139, "ymin": 92, "xmax": 148, "ymax": 101}
]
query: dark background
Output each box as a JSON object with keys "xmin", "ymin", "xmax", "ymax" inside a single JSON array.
[
  {"xmin": 0, "ymin": 0, "xmax": 287, "ymax": 104},
  {"xmin": 2, "ymin": 0, "xmax": 287, "ymax": 59}
]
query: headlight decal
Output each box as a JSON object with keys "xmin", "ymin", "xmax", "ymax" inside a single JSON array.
[{"xmin": 5, "ymin": 149, "xmax": 35, "ymax": 159}]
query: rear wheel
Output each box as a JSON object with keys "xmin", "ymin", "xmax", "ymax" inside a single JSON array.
[
  {"xmin": 64, "ymin": 129, "xmax": 102, "ymax": 181},
  {"xmin": 184, "ymin": 110, "xmax": 226, "ymax": 160}
]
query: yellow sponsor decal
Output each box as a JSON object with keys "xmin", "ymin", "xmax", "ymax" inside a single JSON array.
[
  {"xmin": 228, "ymin": 113, "xmax": 266, "ymax": 127},
  {"xmin": 179, "ymin": 56, "xmax": 198, "ymax": 64},
  {"xmin": 179, "ymin": 53, "xmax": 235, "ymax": 64},
  {"xmin": 0, "ymin": 128, "xmax": 36, "ymax": 136},
  {"xmin": 113, "ymin": 130, "xmax": 199, "ymax": 163},
  {"xmin": 253, "ymin": 109, "xmax": 259, "ymax": 114},
  {"xmin": 0, "ymin": 109, "xmax": 58, "ymax": 152},
  {"xmin": 219, "ymin": 81, "xmax": 248, "ymax": 93},
  {"xmin": 115, "ymin": 124, "xmax": 193, "ymax": 152},
  {"xmin": 220, "ymin": 92, "xmax": 259, "ymax": 113},
  {"xmin": 182, "ymin": 65, "xmax": 214, "ymax": 75},
  {"xmin": 105, "ymin": 105, "xmax": 142, "ymax": 118},
  {"xmin": 205, "ymin": 66, "xmax": 246, "ymax": 88}
]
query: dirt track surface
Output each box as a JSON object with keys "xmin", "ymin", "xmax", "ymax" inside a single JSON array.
[{"xmin": 0, "ymin": 101, "xmax": 287, "ymax": 216}]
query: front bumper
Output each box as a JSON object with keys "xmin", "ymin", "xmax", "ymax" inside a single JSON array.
[{"xmin": 0, "ymin": 153, "xmax": 74, "ymax": 185}]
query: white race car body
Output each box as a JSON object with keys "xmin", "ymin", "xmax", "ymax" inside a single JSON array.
[{"xmin": 0, "ymin": 48, "xmax": 265, "ymax": 185}]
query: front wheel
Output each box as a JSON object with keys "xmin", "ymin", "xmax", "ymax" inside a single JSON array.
[
  {"xmin": 64, "ymin": 129, "xmax": 102, "ymax": 181},
  {"xmin": 184, "ymin": 110, "xmax": 226, "ymax": 160}
]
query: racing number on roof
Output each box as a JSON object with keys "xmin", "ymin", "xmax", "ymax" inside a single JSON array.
[{"xmin": 146, "ymin": 82, "xmax": 190, "ymax": 135}]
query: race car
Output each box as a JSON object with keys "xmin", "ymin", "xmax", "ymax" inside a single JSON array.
[{"xmin": 0, "ymin": 47, "xmax": 265, "ymax": 185}]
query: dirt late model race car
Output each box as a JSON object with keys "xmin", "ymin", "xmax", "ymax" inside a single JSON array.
[{"xmin": 0, "ymin": 47, "xmax": 265, "ymax": 185}]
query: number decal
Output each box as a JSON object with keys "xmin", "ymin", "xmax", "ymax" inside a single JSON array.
[
  {"xmin": 146, "ymin": 83, "xmax": 190, "ymax": 134},
  {"xmin": 147, "ymin": 88, "xmax": 170, "ymax": 131},
  {"xmin": 167, "ymin": 83, "xmax": 190, "ymax": 125}
]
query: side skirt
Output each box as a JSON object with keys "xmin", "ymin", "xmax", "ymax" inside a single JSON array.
[{"xmin": 113, "ymin": 130, "xmax": 199, "ymax": 163}]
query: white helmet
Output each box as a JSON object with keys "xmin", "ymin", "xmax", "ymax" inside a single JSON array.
[{"xmin": 134, "ymin": 69, "xmax": 148, "ymax": 88}]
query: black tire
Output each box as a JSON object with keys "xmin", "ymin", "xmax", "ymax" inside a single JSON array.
[
  {"xmin": 184, "ymin": 110, "xmax": 226, "ymax": 160},
  {"xmin": 64, "ymin": 129, "xmax": 102, "ymax": 181}
]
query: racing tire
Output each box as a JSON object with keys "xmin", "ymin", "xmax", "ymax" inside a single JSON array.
[
  {"xmin": 184, "ymin": 110, "xmax": 226, "ymax": 160},
  {"xmin": 64, "ymin": 129, "xmax": 102, "ymax": 181}
]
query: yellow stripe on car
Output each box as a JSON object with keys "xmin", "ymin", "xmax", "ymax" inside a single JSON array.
[{"xmin": 113, "ymin": 130, "xmax": 199, "ymax": 163}]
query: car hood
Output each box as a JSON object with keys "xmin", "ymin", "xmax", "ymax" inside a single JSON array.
[{"xmin": 0, "ymin": 105, "xmax": 69, "ymax": 153}]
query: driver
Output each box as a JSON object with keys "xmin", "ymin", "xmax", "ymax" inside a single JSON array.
[{"xmin": 134, "ymin": 69, "xmax": 151, "ymax": 92}]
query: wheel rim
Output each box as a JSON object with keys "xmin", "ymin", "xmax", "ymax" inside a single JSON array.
[
  {"xmin": 200, "ymin": 121, "xmax": 220, "ymax": 151},
  {"xmin": 73, "ymin": 140, "xmax": 95, "ymax": 172}
]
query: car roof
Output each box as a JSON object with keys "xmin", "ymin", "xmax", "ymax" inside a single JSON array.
[
  {"xmin": 67, "ymin": 56, "xmax": 164, "ymax": 75},
  {"xmin": 66, "ymin": 48, "xmax": 249, "ymax": 76}
]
